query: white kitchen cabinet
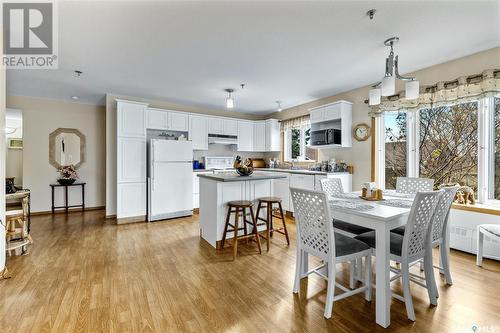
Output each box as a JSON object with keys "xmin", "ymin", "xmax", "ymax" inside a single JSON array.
[
  {"xmin": 208, "ymin": 117, "xmax": 224, "ymax": 135},
  {"xmin": 193, "ymin": 171, "xmax": 212, "ymax": 209},
  {"xmin": 117, "ymin": 100, "xmax": 147, "ymax": 137},
  {"xmin": 223, "ymin": 119, "xmax": 238, "ymax": 136},
  {"xmin": 253, "ymin": 121, "xmax": 266, "ymax": 152},
  {"xmin": 289, "ymin": 174, "xmax": 315, "ymax": 212},
  {"xmin": 309, "ymin": 100, "xmax": 352, "ymax": 148},
  {"xmin": 189, "ymin": 115, "xmax": 209, "ymax": 150},
  {"xmin": 146, "ymin": 108, "xmax": 167, "ymax": 130},
  {"xmin": 265, "ymin": 119, "xmax": 280, "ymax": 152},
  {"xmin": 314, "ymin": 175, "xmax": 326, "ymax": 190},
  {"xmin": 271, "ymin": 174, "xmax": 290, "ymax": 211},
  {"xmin": 117, "ymin": 137, "xmax": 147, "ymax": 183},
  {"xmin": 237, "ymin": 120, "xmax": 254, "ymax": 151},
  {"xmin": 117, "ymin": 182, "xmax": 147, "ymax": 218},
  {"xmin": 169, "ymin": 112, "xmax": 189, "ymax": 131}
]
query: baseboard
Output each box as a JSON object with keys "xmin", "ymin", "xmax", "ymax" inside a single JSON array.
[
  {"xmin": 116, "ymin": 215, "xmax": 146, "ymax": 225},
  {"xmin": 31, "ymin": 206, "xmax": 105, "ymax": 216}
]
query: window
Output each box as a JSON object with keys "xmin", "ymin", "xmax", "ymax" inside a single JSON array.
[
  {"xmin": 375, "ymin": 97, "xmax": 499, "ymax": 204},
  {"xmin": 285, "ymin": 126, "xmax": 313, "ymax": 161},
  {"xmin": 419, "ymin": 102, "xmax": 479, "ymax": 192},
  {"xmin": 494, "ymin": 97, "xmax": 500, "ymax": 199},
  {"xmin": 384, "ymin": 111, "xmax": 407, "ymax": 189}
]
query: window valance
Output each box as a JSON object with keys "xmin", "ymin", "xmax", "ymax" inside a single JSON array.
[
  {"xmin": 281, "ymin": 115, "xmax": 310, "ymax": 131},
  {"xmin": 371, "ymin": 69, "xmax": 500, "ymax": 115}
]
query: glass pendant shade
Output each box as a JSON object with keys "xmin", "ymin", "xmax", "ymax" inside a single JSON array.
[
  {"xmin": 381, "ymin": 75, "xmax": 395, "ymax": 96},
  {"xmin": 226, "ymin": 96, "xmax": 234, "ymax": 109},
  {"xmin": 369, "ymin": 88, "xmax": 381, "ymax": 105},
  {"xmin": 405, "ymin": 80, "xmax": 420, "ymax": 100}
]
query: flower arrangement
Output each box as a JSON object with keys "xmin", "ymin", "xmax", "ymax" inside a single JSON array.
[{"xmin": 57, "ymin": 165, "xmax": 78, "ymax": 185}]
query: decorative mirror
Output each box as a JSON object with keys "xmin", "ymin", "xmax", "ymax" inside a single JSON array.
[{"xmin": 49, "ymin": 128, "xmax": 86, "ymax": 169}]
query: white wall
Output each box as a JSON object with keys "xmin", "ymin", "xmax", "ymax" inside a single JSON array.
[
  {"xmin": 0, "ymin": 26, "xmax": 6, "ymax": 271},
  {"xmin": 6, "ymin": 112, "xmax": 23, "ymax": 185},
  {"xmin": 7, "ymin": 96, "xmax": 106, "ymax": 213}
]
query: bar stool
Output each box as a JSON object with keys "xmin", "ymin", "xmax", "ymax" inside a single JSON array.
[
  {"xmin": 221, "ymin": 200, "xmax": 262, "ymax": 260},
  {"xmin": 255, "ymin": 197, "xmax": 289, "ymax": 251}
]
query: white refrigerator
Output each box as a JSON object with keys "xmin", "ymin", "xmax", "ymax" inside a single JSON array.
[{"xmin": 148, "ymin": 139, "xmax": 193, "ymax": 221}]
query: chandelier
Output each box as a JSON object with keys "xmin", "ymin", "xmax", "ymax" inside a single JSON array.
[{"xmin": 369, "ymin": 37, "xmax": 419, "ymax": 105}]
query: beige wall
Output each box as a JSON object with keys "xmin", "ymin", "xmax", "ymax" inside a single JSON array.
[
  {"xmin": 105, "ymin": 93, "xmax": 266, "ymax": 216},
  {"xmin": 0, "ymin": 27, "xmax": 5, "ymax": 270},
  {"xmin": 267, "ymin": 47, "xmax": 500, "ymax": 190},
  {"xmin": 7, "ymin": 96, "xmax": 106, "ymax": 213}
]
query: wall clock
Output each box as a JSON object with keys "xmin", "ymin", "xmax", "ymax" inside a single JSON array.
[{"xmin": 353, "ymin": 123, "xmax": 371, "ymax": 141}]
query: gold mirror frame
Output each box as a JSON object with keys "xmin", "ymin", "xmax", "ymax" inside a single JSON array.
[{"xmin": 49, "ymin": 128, "xmax": 86, "ymax": 170}]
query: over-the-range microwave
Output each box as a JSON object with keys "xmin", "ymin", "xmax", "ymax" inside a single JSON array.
[{"xmin": 311, "ymin": 128, "xmax": 341, "ymax": 146}]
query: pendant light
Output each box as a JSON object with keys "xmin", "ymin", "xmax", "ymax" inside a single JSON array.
[
  {"xmin": 276, "ymin": 101, "xmax": 282, "ymax": 112},
  {"xmin": 369, "ymin": 37, "xmax": 419, "ymax": 105},
  {"xmin": 225, "ymin": 89, "xmax": 234, "ymax": 109}
]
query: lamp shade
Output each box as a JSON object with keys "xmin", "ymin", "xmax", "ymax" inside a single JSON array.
[
  {"xmin": 226, "ymin": 96, "xmax": 234, "ymax": 109},
  {"xmin": 381, "ymin": 75, "xmax": 395, "ymax": 96},
  {"xmin": 405, "ymin": 80, "xmax": 420, "ymax": 100},
  {"xmin": 369, "ymin": 88, "xmax": 381, "ymax": 105}
]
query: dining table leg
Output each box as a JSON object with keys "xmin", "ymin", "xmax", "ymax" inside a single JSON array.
[{"xmin": 375, "ymin": 226, "xmax": 391, "ymax": 328}]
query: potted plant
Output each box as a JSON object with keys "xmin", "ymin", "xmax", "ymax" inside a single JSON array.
[{"xmin": 57, "ymin": 165, "xmax": 78, "ymax": 185}]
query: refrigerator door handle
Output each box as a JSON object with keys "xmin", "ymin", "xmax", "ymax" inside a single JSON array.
[{"xmin": 151, "ymin": 141, "xmax": 155, "ymax": 191}]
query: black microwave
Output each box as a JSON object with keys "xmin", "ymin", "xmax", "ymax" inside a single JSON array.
[{"xmin": 311, "ymin": 129, "xmax": 341, "ymax": 146}]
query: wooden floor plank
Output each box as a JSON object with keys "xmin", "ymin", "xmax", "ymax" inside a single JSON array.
[{"xmin": 1, "ymin": 210, "xmax": 499, "ymax": 332}]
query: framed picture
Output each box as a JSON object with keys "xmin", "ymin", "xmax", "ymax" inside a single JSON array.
[{"xmin": 8, "ymin": 138, "xmax": 23, "ymax": 149}]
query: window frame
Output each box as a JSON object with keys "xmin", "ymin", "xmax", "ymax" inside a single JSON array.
[
  {"xmin": 284, "ymin": 125, "xmax": 315, "ymax": 162},
  {"xmin": 375, "ymin": 96, "xmax": 499, "ymax": 205}
]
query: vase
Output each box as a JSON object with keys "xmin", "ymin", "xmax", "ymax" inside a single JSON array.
[{"xmin": 57, "ymin": 178, "xmax": 76, "ymax": 185}]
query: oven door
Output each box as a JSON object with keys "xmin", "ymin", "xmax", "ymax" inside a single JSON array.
[{"xmin": 311, "ymin": 130, "xmax": 327, "ymax": 146}]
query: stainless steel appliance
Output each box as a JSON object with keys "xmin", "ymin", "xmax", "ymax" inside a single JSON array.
[{"xmin": 311, "ymin": 128, "xmax": 341, "ymax": 146}]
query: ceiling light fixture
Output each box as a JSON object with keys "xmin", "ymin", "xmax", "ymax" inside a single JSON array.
[
  {"xmin": 276, "ymin": 101, "xmax": 282, "ymax": 112},
  {"xmin": 369, "ymin": 37, "xmax": 419, "ymax": 106},
  {"xmin": 225, "ymin": 89, "xmax": 234, "ymax": 109},
  {"xmin": 71, "ymin": 96, "xmax": 80, "ymax": 101},
  {"xmin": 366, "ymin": 9, "xmax": 376, "ymax": 20}
]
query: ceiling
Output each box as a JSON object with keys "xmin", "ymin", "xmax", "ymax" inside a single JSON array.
[{"xmin": 6, "ymin": 0, "xmax": 500, "ymax": 115}]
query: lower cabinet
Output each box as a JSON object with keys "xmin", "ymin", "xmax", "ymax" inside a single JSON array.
[
  {"xmin": 117, "ymin": 182, "xmax": 146, "ymax": 219},
  {"xmin": 271, "ymin": 174, "xmax": 290, "ymax": 212},
  {"xmin": 193, "ymin": 171, "xmax": 211, "ymax": 209}
]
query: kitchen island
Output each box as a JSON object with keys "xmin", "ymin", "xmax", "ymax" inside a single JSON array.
[{"xmin": 198, "ymin": 172, "xmax": 287, "ymax": 248}]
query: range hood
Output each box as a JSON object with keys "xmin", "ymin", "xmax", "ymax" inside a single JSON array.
[{"xmin": 208, "ymin": 134, "xmax": 238, "ymax": 145}]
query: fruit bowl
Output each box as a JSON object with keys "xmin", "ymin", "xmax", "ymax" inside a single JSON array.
[
  {"xmin": 233, "ymin": 156, "xmax": 254, "ymax": 176},
  {"xmin": 235, "ymin": 166, "xmax": 254, "ymax": 176}
]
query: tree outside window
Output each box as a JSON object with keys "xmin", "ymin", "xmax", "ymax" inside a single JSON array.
[{"xmin": 384, "ymin": 111, "xmax": 407, "ymax": 189}]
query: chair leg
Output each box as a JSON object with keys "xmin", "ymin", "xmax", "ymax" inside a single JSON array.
[
  {"xmin": 278, "ymin": 202, "xmax": 290, "ymax": 245},
  {"xmin": 401, "ymin": 263, "xmax": 416, "ymax": 321},
  {"xmin": 221, "ymin": 206, "xmax": 232, "ymax": 250},
  {"xmin": 324, "ymin": 259, "xmax": 336, "ymax": 319},
  {"xmin": 364, "ymin": 255, "xmax": 372, "ymax": 301},
  {"xmin": 349, "ymin": 260, "xmax": 355, "ymax": 289},
  {"xmin": 242, "ymin": 208, "xmax": 248, "ymax": 244},
  {"xmin": 424, "ymin": 251, "xmax": 438, "ymax": 306},
  {"xmin": 476, "ymin": 228, "xmax": 484, "ymax": 267},
  {"xmin": 293, "ymin": 246, "xmax": 302, "ymax": 293},
  {"xmin": 232, "ymin": 207, "xmax": 239, "ymax": 260},
  {"xmin": 249, "ymin": 206, "xmax": 262, "ymax": 254}
]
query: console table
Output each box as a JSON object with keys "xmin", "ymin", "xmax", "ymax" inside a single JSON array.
[{"xmin": 50, "ymin": 182, "xmax": 86, "ymax": 213}]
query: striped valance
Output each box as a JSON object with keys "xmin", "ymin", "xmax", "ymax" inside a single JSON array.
[
  {"xmin": 371, "ymin": 69, "xmax": 500, "ymax": 115},
  {"xmin": 281, "ymin": 115, "xmax": 310, "ymax": 131}
]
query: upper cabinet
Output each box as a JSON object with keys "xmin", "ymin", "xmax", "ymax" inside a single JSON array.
[
  {"xmin": 237, "ymin": 120, "xmax": 254, "ymax": 151},
  {"xmin": 265, "ymin": 119, "xmax": 280, "ymax": 152},
  {"xmin": 117, "ymin": 100, "xmax": 147, "ymax": 138},
  {"xmin": 208, "ymin": 117, "xmax": 238, "ymax": 136},
  {"xmin": 146, "ymin": 108, "xmax": 189, "ymax": 131},
  {"xmin": 253, "ymin": 121, "xmax": 266, "ymax": 152},
  {"xmin": 309, "ymin": 100, "xmax": 353, "ymax": 148},
  {"xmin": 189, "ymin": 115, "xmax": 209, "ymax": 150},
  {"xmin": 223, "ymin": 119, "xmax": 238, "ymax": 136}
]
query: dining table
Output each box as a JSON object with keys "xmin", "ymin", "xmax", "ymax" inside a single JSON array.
[{"xmin": 303, "ymin": 191, "xmax": 421, "ymax": 328}]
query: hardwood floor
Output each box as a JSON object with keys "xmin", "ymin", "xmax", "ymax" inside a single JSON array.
[{"xmin": 1, "ymin": 210, "xmax": 499, "ymax": 332}]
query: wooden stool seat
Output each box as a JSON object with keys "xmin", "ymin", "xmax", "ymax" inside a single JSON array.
[
  {"xmin": 227, "ymin": 200, "xmax": 253, "ymax": 208},
  {"xmin": 256, "ymin": 197, "xmax": 289, "ymax": 251},
  {"xmin": 257, "ymin": 197, "xmax": 282, "ymax": 203},
  {"xmin": 221, "ymin": 201, "xmax": 262, "ymax": 260}
]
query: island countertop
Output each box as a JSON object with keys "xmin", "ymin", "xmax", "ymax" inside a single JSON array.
[{"xmin": 197, "ymin": 171, "xmax": 287, "ymax": 182}]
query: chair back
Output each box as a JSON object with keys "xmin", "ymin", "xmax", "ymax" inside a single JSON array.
[
  {"xmin": 320, "ymin": 178, "xmax": 344, "ymax": 197},
  {"xmin": 290, "ymin": 187, "xmax": 334, "ymax": 261},
  {"xmin": 402, "ymin": 190, "xmax": 443, "ymax": 260},
  {"xmin": 396, "ymin": 177, "xmax": 434, "ymax": 194},
  {"xmin": 431, "ymin": 186, "xmax": 459, "ymax": 243}
]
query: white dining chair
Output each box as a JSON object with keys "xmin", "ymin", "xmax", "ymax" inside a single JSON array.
[
  {"xmin": 392, "ymin": 185, "xmax": 459, "ymax": 294},
  {"xmin": 320, "ymin": 178, "xmax": 372, "ymax": 236},
  {"xmin": 477, "ymin": 224, "xmax": 500, "ymax": 267},
  {"xmin": 355, "ymin": 190, "xmax": 443, "ymax": 321},
  {"xmin": 290, "ymin": 187, "xmax": 372, "ymax": 319},
  {"xmin": 396, "ymin": 177, "xmax": 435, "ymax": 194}
]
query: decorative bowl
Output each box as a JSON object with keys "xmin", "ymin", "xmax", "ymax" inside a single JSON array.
[
  {"xmin": 57, "ymin": 178, "xmax": 76, "ymax": 185},
  {"xmin": 235, "ymin": 167, "xmax": 254, "ymax": 176}
]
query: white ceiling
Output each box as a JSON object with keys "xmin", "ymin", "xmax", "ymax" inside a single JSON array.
[{"xmin": 6, "ymin": 0, "xmax": 500, "ymax": 114}]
